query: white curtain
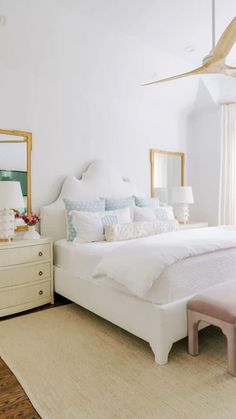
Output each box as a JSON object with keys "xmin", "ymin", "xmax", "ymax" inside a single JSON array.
[{"xmin": 219, "ymin": 104, "xmax": 236, "ymax": 225}]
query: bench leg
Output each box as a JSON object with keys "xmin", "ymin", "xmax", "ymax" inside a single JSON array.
[
  {"xmin": 188, "ymin": 310, "xmax": 236, "ymax": 376},
  {"xmin": 188, "ymin": 310, "xmax": 200, "ymax": 356},
  {"xmin": 223, "ymin": 325, "xmax": 236, "ymax": 377}
]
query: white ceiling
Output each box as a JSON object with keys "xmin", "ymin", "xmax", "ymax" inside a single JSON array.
[{"xmin": 62, "ymin": 0, "xmax": 236, "ymax": 67}]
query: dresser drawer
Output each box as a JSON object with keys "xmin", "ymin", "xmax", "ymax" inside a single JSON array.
[
  {"xmin": 0, "ymin": 262, "xmax": 51, "ymax": 288},
  {"xmin": 0, "ymin": 243, "xmax": 51, "ymax": 267},
  {"xmin": 0, "ymin": 280, "xmax": 51, "ymax": 309}
]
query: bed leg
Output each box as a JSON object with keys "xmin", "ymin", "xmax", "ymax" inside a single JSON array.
[{"xmin": 149, "ymin": 339, "xmax": 173, "ymax": 365}]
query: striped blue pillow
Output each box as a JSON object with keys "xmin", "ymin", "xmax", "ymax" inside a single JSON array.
[
  {"xmin": 135, "ymin": 196, "xmax": 160, "ymax": 208},
  {"xmin": 63, "ymin": 198, "xmax": 105, "ymax": 241},
  {"xmin": 105, "ymin": 196, "xmax": 135, "ymax": 211},
  {"xmin": 101, "ymin": 214, "xmax": 118, "ymax": 230}
]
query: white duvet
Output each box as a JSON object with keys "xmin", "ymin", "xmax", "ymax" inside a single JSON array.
[{"xmin": 93, "ymin": 226, "xmax": 236, "ymax": 297}]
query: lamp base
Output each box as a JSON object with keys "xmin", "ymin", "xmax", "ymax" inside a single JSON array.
[
  {"xmin": 174, "ymin": 204, "xmax": 190, "ymax": 224},
  {"xmin": 0, "ymin": 209, "xmax": 15, "ymax": 241}
]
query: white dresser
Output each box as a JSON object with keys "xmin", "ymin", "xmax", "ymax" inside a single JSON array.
[{"xmin": 0, "ymin": 237, "xmax": 53, "ymax": 317}]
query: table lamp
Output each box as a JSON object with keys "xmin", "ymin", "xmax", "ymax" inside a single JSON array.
[
  {"xmin": 0, "ymin": 181, "xmax": 25, "ymax": 241},
  {"xmin": 170, "ymin": 186, "xmax": 194, "ymax": 223}
]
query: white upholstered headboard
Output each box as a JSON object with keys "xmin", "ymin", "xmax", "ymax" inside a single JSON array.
[{"xmin": 40, "ymin": 160, "xmax": 138, "ymax": 241}]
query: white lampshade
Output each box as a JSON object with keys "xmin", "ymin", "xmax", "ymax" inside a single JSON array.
[
  {"xmin": 170, "ymin": 186, "xmax": 194, "ymax": 204},
  {"xmin": 0, "ymin": 181, "xmax": 25, "ymax": 209},
  {"xmin": 154, "ymin": 187, "xmax": 168, "ymax": 203}
]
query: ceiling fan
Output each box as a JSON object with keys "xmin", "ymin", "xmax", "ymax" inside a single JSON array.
[{"xmin": 143, "ymin": 0, "xmax": 236, "ymax": 85}]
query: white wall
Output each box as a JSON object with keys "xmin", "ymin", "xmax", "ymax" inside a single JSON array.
[
  {"xmin": 187, "ymin": 74, "xmax": 236, "ymax": 226},
  {"xmin": 0, "ymin": 0, "xmax": 199, "ymax": 210},
  {"xmin": 187, "ymin": 81, "xmax": 221, "ymax": 225}
]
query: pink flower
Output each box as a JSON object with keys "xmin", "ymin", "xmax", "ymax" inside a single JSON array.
[{"xmin": 20, "ymin": 212, "xmax": 40, "ymax": 226}]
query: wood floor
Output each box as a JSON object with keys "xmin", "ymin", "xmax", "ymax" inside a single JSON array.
[
  {"xmin": 0, "ymin": 357, "xmax": 40, "ymax": 418},
  {"xmin": 0, "ymin": 294, "xmax": 70, "ymax": 419}
]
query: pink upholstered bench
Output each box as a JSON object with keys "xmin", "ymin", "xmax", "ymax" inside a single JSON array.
[{"xmin": 187, "ymin": 281, "xmax": 236, "ymax": 376}]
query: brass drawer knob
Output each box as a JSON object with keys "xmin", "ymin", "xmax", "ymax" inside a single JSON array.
[
  {"xmin": 38, "ymin": 251, "xmax": 43, "ymax": 257},
  {"xmin": 39, "ymin": 290, "xmax": 43, "ymax": 296},
  {"xmin": 38, "ymin": 271, "xmax": 43, "ymax": 276}
]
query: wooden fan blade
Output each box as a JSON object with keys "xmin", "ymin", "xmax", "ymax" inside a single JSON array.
[
  {"xmin": 225, "ymin": 65, "xmax": 236, "ymax": 77},
  {"xmin": 212, "ymin": 16, "xmax": 236, "ymax": 61},
  {"xmin": 142, "ymin": 66, "xmax": 207, "ymax": 85}
]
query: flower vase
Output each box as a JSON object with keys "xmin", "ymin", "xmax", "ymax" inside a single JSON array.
[{"xmin": 23, "ymin": 225, "xmax": 40, "ymax": 240}]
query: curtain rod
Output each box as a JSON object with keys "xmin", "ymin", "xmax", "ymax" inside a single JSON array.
[{"xmin": 219, "ymin": 102, "xmax": 236, "ymax": 105}]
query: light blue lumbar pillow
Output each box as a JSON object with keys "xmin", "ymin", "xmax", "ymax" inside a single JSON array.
[
  {"xmin": 63, "ymin": 198, "xmax": 105, "ymax": 241},
  {"xmin": 105, "ymin": 196, "xmax": 135, "ymax": 211},
  {"xmin": 135, "ymin": 196, "xmax": 160, "ymax": 208}
]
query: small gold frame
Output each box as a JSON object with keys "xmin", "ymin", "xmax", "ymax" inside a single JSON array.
[
  {"xmin": 150, "ymin": 149, "xmax": 185, "ymax": 197},
  {"xmin": 0, "ymin": 129, "xmax": 32, "ymax": 231}
]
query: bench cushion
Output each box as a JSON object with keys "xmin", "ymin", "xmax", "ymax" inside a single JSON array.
[{"xmin": 188, "ymin": 280, "xmax": 236, "ymax": 324}]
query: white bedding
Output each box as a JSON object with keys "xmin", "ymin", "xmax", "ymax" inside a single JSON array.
[
  {"xmin": 54, "ymin": 230, "xmax": 236, "ymax": 304},
  {"xmin": 93, "ymin": 227, "xmax": 236, "ymax": 297}
]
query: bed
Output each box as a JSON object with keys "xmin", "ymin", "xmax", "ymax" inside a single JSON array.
[{"xmin": 41, "ymin": 160, "xmax": 236, "ymax": 364}]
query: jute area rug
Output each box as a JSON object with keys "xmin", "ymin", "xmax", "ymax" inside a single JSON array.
[{"xmin": 0, "ymin": 303, "xmax": 235, "ymax": 419}]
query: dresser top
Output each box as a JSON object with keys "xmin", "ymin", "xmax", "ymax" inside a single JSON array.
[{"xmin": 0, "ymin": 237, "xmax": 52, "ymax": 249}]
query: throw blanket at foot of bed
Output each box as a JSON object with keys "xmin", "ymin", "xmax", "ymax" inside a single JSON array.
[{"xmin": 93, "ymin": 227, "xmax": 236, "ymax": 297}]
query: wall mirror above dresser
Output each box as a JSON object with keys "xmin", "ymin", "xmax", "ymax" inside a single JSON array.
[
  {"xmin": 150, "ymin": 149, "xmax": 185, "ymax": 202},
  {"xmin": 0, "ymin": 129, "xmax": 32, "ymax": 231}
]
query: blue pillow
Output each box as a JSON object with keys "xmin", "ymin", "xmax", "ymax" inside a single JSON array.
[
  {"xmin": 135, "ymin": 196, "xmax": 159, "ymax": 208},
  {"xmin": 154, "ymin": 207, "xmax": 169, "ymax": 221},
  {"xmin": 105, "ymin": 196, "xmax": 135, "ymax": 211},
  {"xmin": 154, "ymin": 206, "xmax": 175, "ymax": 221},
  {"xmin": 63, "ymin": 198, "xmax": 105, "ymax": 241}
]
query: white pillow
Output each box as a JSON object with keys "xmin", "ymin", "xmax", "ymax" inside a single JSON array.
[
  {"xmin": 71, "ymin": 207, "xmax": 131, "ymax": 243},
  {"xmin": 105, "ymin": 220, "xmax": 179, "ymax": 242},
  {"xmin": 134, "ymin": 206, "xmax": 175, "ymax": 222},
  {"xmin": 134, "ymin": 206, "xmax": 156, "ymax": 222}
]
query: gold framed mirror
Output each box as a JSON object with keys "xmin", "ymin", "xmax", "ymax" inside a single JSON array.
[
  {"xmin": 0, "ymin": 129, "xmax": 32, "ymax": 231},
  {"xmin": 150, "ymin": 149, "xmax": 185, "ymax": 199}
]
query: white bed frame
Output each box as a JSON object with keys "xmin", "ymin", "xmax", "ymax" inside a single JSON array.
[{"xmin": 41, "ymin": 160, "xmax": 191, "ymax": 365}]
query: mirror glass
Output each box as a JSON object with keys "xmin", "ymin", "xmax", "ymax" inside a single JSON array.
[
  {"xmin": 0, "ymin": 130, "xmax": 32, "ymax": 230},
  {"xmin": 155, "ymin": 154, "xmax": 182, "ymax": 188},
  {"xmin": 151, "ymin": 149, "xmax": 184, "ymax": 202}
]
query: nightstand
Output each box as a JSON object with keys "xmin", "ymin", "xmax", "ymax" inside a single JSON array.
[
  {"xmin": 179, "ymin": 222, "xmax": 209, "ymax": 230},
  {"xmin": 0, "ymin": 237, "xmax": 53, "ymax": 317}
]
